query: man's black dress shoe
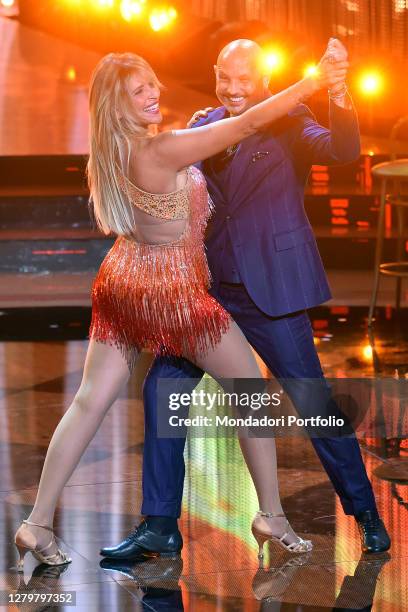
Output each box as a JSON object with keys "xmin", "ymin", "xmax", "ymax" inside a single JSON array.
[
  {"xmin": 100, "ymin": 519, "xmax": 183, "ymax": 560},
  {"xmin": 356, "ymin": 510, "xmax": 391, "ymax": 553}
]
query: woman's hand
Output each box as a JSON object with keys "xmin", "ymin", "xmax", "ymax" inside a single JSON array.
[
  {"xmin": 315, "ymin": 38, "xmax": 349, "ymax": 92},
  {"xmin": 186, "ymin": 107, "xmax": 214, "ymax": 128}
]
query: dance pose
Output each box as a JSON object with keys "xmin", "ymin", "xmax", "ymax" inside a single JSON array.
[
  {"xmin": 14, "ymin": 42, "xmax": 342, "ymax": 570},
  {"xmin": 101, "ymin": 38, "xmax": 390, "ymax": 562}
]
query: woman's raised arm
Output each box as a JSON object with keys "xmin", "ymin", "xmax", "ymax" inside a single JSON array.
[{"xmin": 149, "ymin": 40, "xmax": 348, "ymax": 171}]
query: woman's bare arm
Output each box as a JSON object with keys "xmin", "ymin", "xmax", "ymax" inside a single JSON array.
[
  {"xmin": 148, "ymin": 47, "xmax": 348, "ymax": 171},
  {"xmin": 150, "ymin": 78, "xmax": 319, "ymax": 170}
]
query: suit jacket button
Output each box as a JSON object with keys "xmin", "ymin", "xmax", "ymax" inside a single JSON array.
[{"xmin": 226, "ymin": 215, "xmax": 231, "ymax": 220}]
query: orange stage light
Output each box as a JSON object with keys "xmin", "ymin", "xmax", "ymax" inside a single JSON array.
[
  {"xmin": 331, "ymin": 217, "xmax": 349, "ymax": 225},
  {"xmin": 61, "ymin": 0, "xmax": 82, "ymax": 6},
  {"xmin": 149, "ymin": 11, "xmax": 164, "ymax": 31},
  {"xmin": 313, "ymin": 319, "xmax": 329, "ymax": 330},
  {"xmin": 95, "ymin": 0, "xmax": 114, "ymax": 7},
  {"xmin": 149, "ymin": 6, "xmax": 177, "ymax": 32},
  {"xmin": 120, "ymin": 0, "xmax": 146, "ymax": 21},
  {"xmin": 362, "ymin": 344, "xmax": 373, "ymax": 360},
  {"xmin": 331, "ymin": 306, "xmax": 349, "ymax": 315},
  {"xmin": 304, "ymin": 63, "xmax": 319, "ymax": 78},
  {"xmin": 260, "ymin": 48, "xmax": 285, "ymax": 74},
  {"xmin": 65, "ymin": 66, "xmax": 77, "ymax": 81},
  {"xmin": 330, "ymin": 198, "xmax": 349, "ymax": 208},
  {"xmin": 359, "ymin": 70, "xmax": 384, "ymax": 96}
]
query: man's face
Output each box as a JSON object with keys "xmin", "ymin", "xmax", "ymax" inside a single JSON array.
[{"xmin": 214, "ymin": 54, "xmax": 268, "ymax": 116}]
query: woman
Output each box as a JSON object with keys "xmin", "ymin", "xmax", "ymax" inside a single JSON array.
[{"xmin": 14, "ymin": 43, "xmax": 347, "ymax": 570}]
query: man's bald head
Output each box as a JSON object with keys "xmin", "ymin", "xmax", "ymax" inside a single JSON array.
[
  {"xmin": 214, "ymin": 39, "xmax": 271, "ymax": 116},
  {"xmin": 217, "ymin": 39, "xmax": 264, "ymax": 75}
]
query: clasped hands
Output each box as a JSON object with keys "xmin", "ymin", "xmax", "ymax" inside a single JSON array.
[{"xmin": 317, "ymin": 37, "xmax": 349, "ymax": 96}]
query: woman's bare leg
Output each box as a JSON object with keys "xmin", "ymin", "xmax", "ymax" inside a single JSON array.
[
  {"xmin": 185, "ymin": 321, "xmax": 303, "ymax": 545},
  {"xmin": 18, "ymin": 339, "xmax": 133, "ymax": 552}
]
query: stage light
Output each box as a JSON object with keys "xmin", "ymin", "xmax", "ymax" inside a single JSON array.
[
  {"xmin": 359, "ymin": 71, "xmax": 383, "ymax": 96},
  {"xmin": 66, "ymin": 66, "xmax": 76, "ymax": 81},
  {"xmin": 304, "ymin": 63, "xmax": 319, "ymax": 78},
  {"xmin": 362, "ymin": 344, "xmax": 373, "ymax": 360},
  {"xmin": 395, "ymin": 0, "xmax": 408, "ymax": 13},
  {"xmin": 149, "ymin": 6, "xmax": 177, "ymax": 32},
  {"xmin": 261, "ymin": 48, "xmax": 285, "ymax": 74},
  {"xmin": 61, "ymin": 0, "xmax": 82, "ymax": 6},
  {"xmin": 94, "ymin": 0, "xmax": 114, "ymax": 7},
  {"xmin": 120, "ymin": 0, "xmax": 146, "ymax": 21},
  {"xmin": 1, "ymin": 0, "xmax": 15, "ymax": 7}
]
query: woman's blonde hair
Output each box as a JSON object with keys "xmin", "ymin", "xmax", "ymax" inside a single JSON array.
[{"xmin": 87, "ymin": 52, "xmax": 162, "ymax": 235}]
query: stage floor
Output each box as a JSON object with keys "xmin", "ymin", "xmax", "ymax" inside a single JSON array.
[{"xmin": 0, "ymin": 309, "xmax": 407, "ymax": 611}]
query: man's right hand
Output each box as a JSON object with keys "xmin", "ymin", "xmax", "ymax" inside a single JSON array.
[{"xmin": 187, "ymin": 107, "xmax": 214, "ymax": 128}]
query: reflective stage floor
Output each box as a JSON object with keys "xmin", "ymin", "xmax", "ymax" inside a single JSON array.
[{"xmin": 0, "ymin": 307, "xmax": 407, "ymax": 611}]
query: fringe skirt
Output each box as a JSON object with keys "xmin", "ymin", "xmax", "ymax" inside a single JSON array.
[{"xmin": 89, "ymin": 236, "xmax": 231, "ymax": 369}]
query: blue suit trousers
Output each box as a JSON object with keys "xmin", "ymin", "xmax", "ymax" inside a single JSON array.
[{"xmin": 141, "ymin": 283, "xmax": 377, "ymax": 518}]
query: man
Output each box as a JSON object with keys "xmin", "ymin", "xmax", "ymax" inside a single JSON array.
[{"xmin": 101, "ymin": 38, "xmax": 390, "ymax": 559}]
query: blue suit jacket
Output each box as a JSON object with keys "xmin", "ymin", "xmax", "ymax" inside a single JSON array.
[{"xmin": 193, "ymin": 101, "xmax": 360, "ymax": 317}]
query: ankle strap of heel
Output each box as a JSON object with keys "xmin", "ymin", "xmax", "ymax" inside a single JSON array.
[
  {"xmin": 257, "ymin": 510, "xmax": 286, "ymax": 518},
  {"xmin": 23, "ymin": 519, "xmax": 54, "ymax": 532}
]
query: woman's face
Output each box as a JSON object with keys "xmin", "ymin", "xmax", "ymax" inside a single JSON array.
[{"xmin": 127, "ymin": 72, "xmax": 162, "ymax": 126}]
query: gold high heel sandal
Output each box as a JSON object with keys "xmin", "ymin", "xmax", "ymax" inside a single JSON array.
[
  {"xmin": 251, "ymin": 511, "xmax": 313, "ymax": 561},
  {"xmin": 14, "ymin": 519, "xmax": 72, "ymax": 572}
]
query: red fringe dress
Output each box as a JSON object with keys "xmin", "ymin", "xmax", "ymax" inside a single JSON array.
[{"xmin": 89, "ymin": 165, "xmax": 231, "ymax": 368}]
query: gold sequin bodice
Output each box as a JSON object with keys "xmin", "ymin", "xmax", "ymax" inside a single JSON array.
[{"xmin": 117, "ymin": 167, "xmax": 190, "ymax": 220}]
